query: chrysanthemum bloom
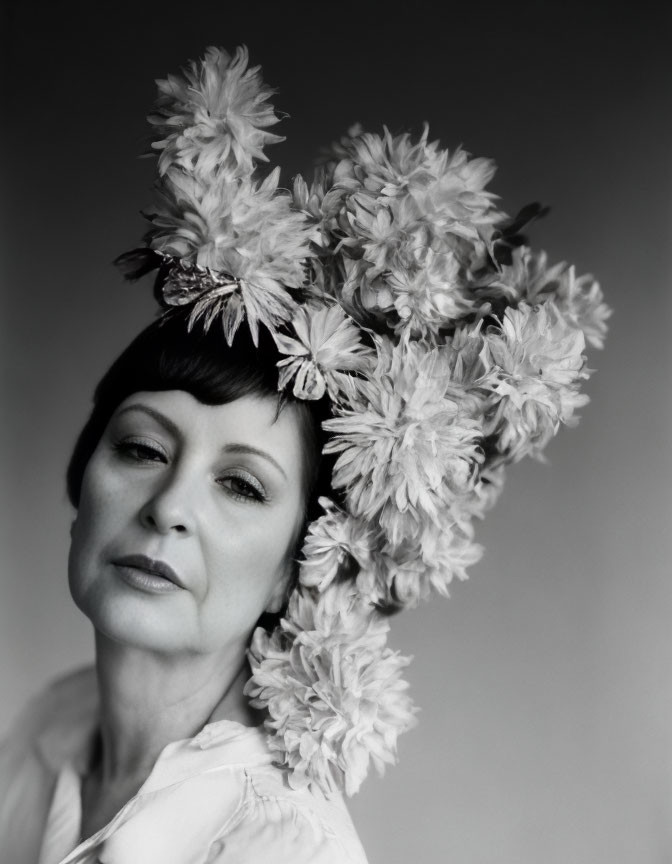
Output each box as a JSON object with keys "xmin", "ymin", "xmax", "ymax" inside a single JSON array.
[
  {"xmin": 149, "ymin": 45, "xmax": 284, "ymax": 178},
  {"xmin": 315, "ymin": 126, "xmax": 504, "ymax": 335},
  {"xmin": 324, "ymin": 337, "xmax": 484, "ymax": 547},
  {"xmin": 298, "ymin": 499, "xmax": 376, "ymax": 594},
  {"xmin": 366, "ymin": 517, "xmax": 482, "ymax": 608},
  {"xmin": 292, "ymin": 173, "xmax": 334, "ymax": 250},
  {"xmin": 145, "ymin": 168, "xmax": 313, "ymax": 342},
  {"xmin": 480, "ymin": 247, "xmax": 611, "ymax": 350},
  {"xmin": 246, "ymin": 581, "xmax": 416, "ymax": 796},
  {"xmin": 297, "ymin": 495, "xmax": 481, "ymax": 610},
  {"xmin": 482, "ymin": 301, "xmax": 591, "ymax": 463},
  {"xmin": 275, "ymin": 304, "xmax": 374, "ymax": 400},
  {"xmin": 547, "ymin": 262, "xmax": 611, "ymax": 350},
  {"xmin": 445, "ymin": 320, "xmax": 496, "ymax": 400}
]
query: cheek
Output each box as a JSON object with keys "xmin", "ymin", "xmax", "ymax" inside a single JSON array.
[
  {"xmin": 196, "ymin": 513, "xmax": 299, "ymax": 641},
  {"xmin": 205, "ymin": 522, "xmax": 291, "ymax": 600},
  {"xmin": 68, "ymin": 461, "xmax": 127, "ymax": 595},
  {"xmin": 71, "ymin": 482, "xmax": 107, "ymax": 557},
  {"xmin": 68, "ymin": 499, "xmax": 104, "ymax": 609}
]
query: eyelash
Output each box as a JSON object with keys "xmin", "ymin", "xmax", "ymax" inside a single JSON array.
[
  {"xmin": 113, "ymin": 439, "xmax": 267, "ymax": 504},
  {"xmin": 114, "ymin": 438, "xmax": 166, "ymax": 463},
  {"xmin": 216, "ymin": 471, "xmax": 267, "ymax": 504}
]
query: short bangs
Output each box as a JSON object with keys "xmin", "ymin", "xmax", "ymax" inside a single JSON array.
[{"xmin": 66, "ymin": 312, "xmax": 330, "ymax": 514}]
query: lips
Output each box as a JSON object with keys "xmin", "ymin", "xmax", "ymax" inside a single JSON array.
[{"xmin": 113, "ymin": 554, "xmax": 185, "ymax": 589}]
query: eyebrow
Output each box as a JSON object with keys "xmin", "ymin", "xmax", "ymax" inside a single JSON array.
[
  {"xmin": 115, "ymin": 404, "xmax": 288, "ymax": 480},
  {"xmin": 222, "ymin": 443, "xmax": 288, "ymax": 480}
]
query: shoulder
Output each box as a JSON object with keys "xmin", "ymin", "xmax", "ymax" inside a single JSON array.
[
  {"xmin": 0, "ymin": 667, "xmax": 97, "ymax": 860},
  {"xmin": 209, "ymin": 762, "xmax": 369, "ymax": 864},
  {"xmin": 0, "ymin": 666, "xmax": 97, "ymax": 772}
]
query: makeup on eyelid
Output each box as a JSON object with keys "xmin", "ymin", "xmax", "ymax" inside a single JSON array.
[
  {"xmin": 112, "ymin": 403, "xmax": 288, "ymax": 480},
  {"xmin": 112, "ymin": 434, "xmax": 271, "ymax": 504}
]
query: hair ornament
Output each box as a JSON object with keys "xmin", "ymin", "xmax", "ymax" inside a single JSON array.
[
  {"xmin": 274, "ymin": 303, "xmax": 375, "ymax": 401},
  {"xmin": 117, "ymin": 46, "xmax": 611, "ymax": 797},
  {"xmin": 148, "ymin": 45, "xmax": 285, "ymax": 177},
  {"xmin": 245, "ymin": 579, "xmax": 416, "ymax": 797}
]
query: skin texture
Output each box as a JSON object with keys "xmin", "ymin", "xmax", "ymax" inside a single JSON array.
[{"xmin": 67, "ymin": 389, "xmax": 308, "ymax": 837}]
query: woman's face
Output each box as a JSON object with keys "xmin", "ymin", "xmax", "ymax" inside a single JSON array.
[{"xmin": 68, "ymin": 390, "xmax": 307, "ymax": 659}]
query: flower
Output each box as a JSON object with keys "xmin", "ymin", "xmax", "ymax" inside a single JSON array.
[
  {"xmin": 275, "ymin": 304, "xmax": 374, "ymax": 400},
  {"xmin": 148, "ymin": 168, "xmax": 310, "ymax": 280},
  {"xmin": 297, "ymin": 496, "xmax": 483, "ymax": 610},
  {"xmin": 363, "ymin": 517, "xmax": 482, "ymax": 608},
  {"xmin": 459, "ymin": 464, "xmax": 507, "ymax": 520},
  {"xmin": 475, "ymin": 247, "xmax": 612, "ymax": 350},
  {"xmin": 298, "ymin": 498, "xmax": 375, "ymax": 593},
  {"xmin": 481, "ymin": 301, "xmax": 591, "ymax": 463},
  {"xmin": 384, "ymin": 248, "xmax": 470, "ymax": 337},
  {"xmin": 144, "ymin": 167, "xmax": 313, "ymax": 343},
  {"xmin": 292, "ymin": 172, "xmax": 333, "ymax": 250},
  {"xmin": 324, "ymin": 337, "xmax": 484, "ymax": 547},
  {"xmin": 445, "ymin": 319, "xmax": 494, "ymax": 395},
  {"xmin": 245, "ymin": 581, "xmax": 416, "ymax": 796},
  {"xmin": 149, "ymin": 46, "xmax": 283, "ymax": 178},
  {"xmin": 314, "ymin": 125, "xmax": 505, "ymax": 336},
  {"xmin": 550, "ymin": 263, "xmax": 611, "ymax": 350}
]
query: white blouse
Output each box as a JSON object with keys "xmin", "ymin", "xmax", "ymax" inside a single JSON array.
[{"xmin": 0, "ymin": 667, "xmax": 368, "ymax": 863}]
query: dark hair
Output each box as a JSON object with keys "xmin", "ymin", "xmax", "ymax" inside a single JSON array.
[{"xmin": 67, "ymin": 308, "xmax": 334, "ymax": 534}]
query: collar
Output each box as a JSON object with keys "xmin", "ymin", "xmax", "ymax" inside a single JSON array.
[{"xmin": 35, "ymin": 667, "xmax": 273, "ymax": 791}]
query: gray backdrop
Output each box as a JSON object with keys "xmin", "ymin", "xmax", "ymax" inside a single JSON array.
[{"xmin": 3, "ymin": 2, "xmax": 671, "ymax": 862}]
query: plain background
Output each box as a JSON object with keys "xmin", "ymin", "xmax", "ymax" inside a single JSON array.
[{"xmin": 2, "ymin": 2, "xmax": 671, "ymax": 862}]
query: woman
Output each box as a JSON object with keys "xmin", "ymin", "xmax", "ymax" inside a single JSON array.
[
  {"xmin": 0, "ymin": 318, "xmax": 368, "ymax": 862},
  {"xmin": 0, "ymin": 45, "xmax": 609, "ymax": 862}
]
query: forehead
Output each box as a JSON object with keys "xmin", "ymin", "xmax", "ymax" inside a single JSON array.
[{"xmin": 112, "ymin": 390, "xmax": 306, "ymax": 473}]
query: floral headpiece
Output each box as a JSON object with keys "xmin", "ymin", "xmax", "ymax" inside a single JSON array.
[{"xmin": 117, "ymin": 46, "xmax": 610, "ymax": 797}]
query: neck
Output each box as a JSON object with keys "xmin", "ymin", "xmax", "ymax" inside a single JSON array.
[{"xmin": 92, "ymin": 631, "xmax": 261, "ymax": 784}]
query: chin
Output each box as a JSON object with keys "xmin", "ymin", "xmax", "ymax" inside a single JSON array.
[{"xmin": 70, "ymin": 577, "xmax": 194, "ymax": 655}]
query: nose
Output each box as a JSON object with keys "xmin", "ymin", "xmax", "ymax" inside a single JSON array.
[{"xmin": 139, "ymin": 470, "xmax": 197, "ymax": 536}]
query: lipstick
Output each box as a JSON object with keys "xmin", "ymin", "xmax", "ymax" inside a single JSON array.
[{"xmin": 113, "ymin": 554, "xmax": 185, "ymax": 594}]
